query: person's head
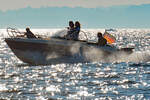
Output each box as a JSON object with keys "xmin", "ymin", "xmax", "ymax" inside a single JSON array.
[
  {"xmin": 69, "ymin": 21, "xmax": 74, "ymax": 28},
  {"xmin": 97, "ymin": 32, "xmax": 103, "ymax": 38},
  {"xmin": 75, "ymin": 21, "xmax": 80, "ymax": 28},
  {"xmin": 26, "ymin": 27, "xmax": 30, "ymax": 32}
]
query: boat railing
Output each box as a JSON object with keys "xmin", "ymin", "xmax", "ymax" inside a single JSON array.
[
  {"xmin": 80, "ymin": 30, "xmax": 89, "ymax": 41},
  {"xmin": 6, "ymin": 27, "xmax": 24, "ymax": 38}
]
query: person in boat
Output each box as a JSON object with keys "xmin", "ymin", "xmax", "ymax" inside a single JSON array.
[
  {"xmin": 97, "ymin": 32, "xmax": 107, "ymax": 46},
  {"xmin": 72, "ymin": 21, "xmax": 81, "ymax": 40},
  {"xmin": 24, "ymin": 27, "xmax": 36, "ymax": 38},
  {"xmin": 65, "ymin": 21, "xmax": 81, "ymax": 40},
  {"xmin": 64, "ymin": 21, "xmax": 75, "ymax": 39}
]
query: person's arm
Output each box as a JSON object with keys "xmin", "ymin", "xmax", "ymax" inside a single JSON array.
[{"xmin": 16, "ymin": 32, "xmax": 26, "ymax": 37}]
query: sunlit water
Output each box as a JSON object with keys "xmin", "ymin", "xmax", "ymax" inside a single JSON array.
[{"xmin": 0, "ymin": 29, "xmax": 150, "ymax": 99}]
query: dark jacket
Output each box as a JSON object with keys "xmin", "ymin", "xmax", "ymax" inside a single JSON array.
[
  {"xmin": 98, "ymin": 37, "xmax": 107, "ymax": 46},
  {"xmin": 72, "ymin": 26, "xmax": 80, "ymax": 40},
  {"xmin": 25, "ymin": 31, "xmax": 36, "ymax": 38}
]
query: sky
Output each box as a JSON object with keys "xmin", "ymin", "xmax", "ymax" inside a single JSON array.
[{"xmin": 0, "ymin": 0, "xmax": 150, "ymax": 28}]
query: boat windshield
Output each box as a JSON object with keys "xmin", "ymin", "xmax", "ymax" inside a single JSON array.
[
  {"xmin": 52, "ymin": 29, "xmax": 88, "ymax": 42},
  {"xmin": 52, "ymin": 29, "xmax": 68, "ymax": 38}
]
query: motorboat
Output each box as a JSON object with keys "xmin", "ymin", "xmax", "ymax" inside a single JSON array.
[{"xmin": 5, "ymin": 28, "xmax": 134, "ymax": 65}]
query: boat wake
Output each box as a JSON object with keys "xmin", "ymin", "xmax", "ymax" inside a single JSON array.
[
  {"xmin": 78, "ymin": 47, "xmax": 150, "ymax": 63},
  {"xmin": 103, "ymin": 51, "xmax": 150, "ymax": 63}
]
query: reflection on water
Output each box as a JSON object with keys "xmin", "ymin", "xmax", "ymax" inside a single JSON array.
[{"xmin": 0, "ymin": 29, "xmax": 150, "ymax": 99}]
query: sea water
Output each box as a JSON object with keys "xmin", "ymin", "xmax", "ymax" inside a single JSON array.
[{"xmin": 0, "ymin": 29, "xmax": 150, "ymax": 99}]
